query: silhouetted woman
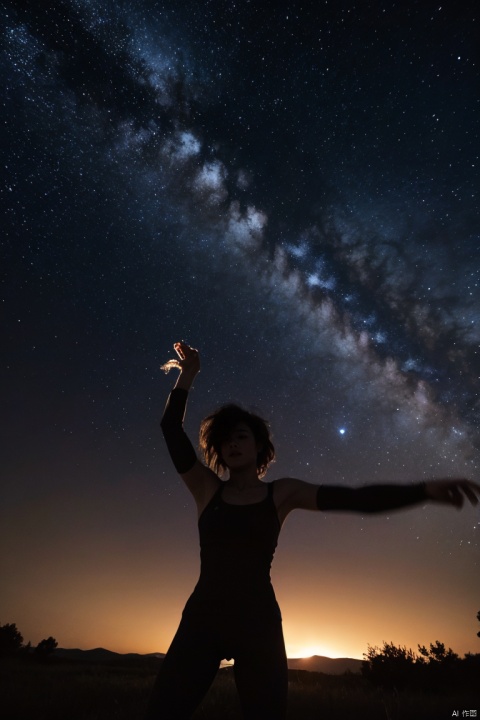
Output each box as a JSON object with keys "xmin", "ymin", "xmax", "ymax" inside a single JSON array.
[{"xmin": 145, "ymin": 341, "xmax": 479, "ymax": 720}]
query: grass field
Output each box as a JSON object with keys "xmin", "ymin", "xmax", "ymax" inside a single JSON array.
[{"xmin": 1, "ymin": 657, "xmax": 478, "ymax": 720}]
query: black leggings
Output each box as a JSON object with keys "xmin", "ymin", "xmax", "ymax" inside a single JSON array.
[{"xmin": 144, "ymin": 608, "xmax": 288, "ymax": 720}]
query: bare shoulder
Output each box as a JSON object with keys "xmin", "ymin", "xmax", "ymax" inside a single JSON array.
[
  {"xmin": 273, "ymin": 477, "xmax": 304, "ymax": 503},
  {"xmin": 180, "ymin": 460, "xmax": 220, "ymax": 511},
  {"xmin": 273, "ymin": 477, "xmax": 319, "ymax": 518}
]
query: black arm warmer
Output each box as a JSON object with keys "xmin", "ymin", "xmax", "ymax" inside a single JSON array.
[
  {"xmin": 316, "ymin": 482, "xmax": 427, "ymax": 514},
  {"xmin": 160, "ymin": 388, "xmax": 198, "ymax": 474}
]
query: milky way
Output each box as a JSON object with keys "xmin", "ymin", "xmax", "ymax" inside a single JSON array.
[{"xmin": 1, "ymin": 0, "xmax": 479, "ymax": 659}]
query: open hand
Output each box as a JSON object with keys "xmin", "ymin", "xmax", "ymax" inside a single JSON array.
[
  {"xmin": 424, "ymin": 479, "xmax": 480, "ymax": 509},
  {"xmin": 161, "ymin": 341, "xmax": 200, "ymax": 378}
]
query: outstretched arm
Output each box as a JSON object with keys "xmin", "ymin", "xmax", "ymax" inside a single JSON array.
[
  {"xmin": 316, "ymin": 482, "xmax": 428, "ymax": 513},
  {"xmin": 275, "ymin": 477, "xmax": 480, "ymax": 523}
]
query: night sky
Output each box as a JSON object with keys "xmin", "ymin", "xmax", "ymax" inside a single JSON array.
[{"xmin": 1, "ymin": 0, "xmax": 479, "ymax": 660}]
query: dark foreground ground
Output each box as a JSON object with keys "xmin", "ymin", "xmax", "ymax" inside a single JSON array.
[{"xmin": 1, "ymin": 656, "xmax": 478, "ymax": 720}]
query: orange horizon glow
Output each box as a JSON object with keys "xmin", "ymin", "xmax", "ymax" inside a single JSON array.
[
  {"xmin": 8, "ymin": 588, "xmax": 478, "ymax": 663},
  {"xmin": 3, "ymin": 506, "xmax": 479, "ymax": 664},
  {"xmin": 2, "ymin": 471, "xmax": 478, "ymax": 668}
]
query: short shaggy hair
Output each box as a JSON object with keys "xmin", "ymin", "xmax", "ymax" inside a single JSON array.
[{"xmin": 199, "ymin": 404, "xmax": 275, "ymax": 479}]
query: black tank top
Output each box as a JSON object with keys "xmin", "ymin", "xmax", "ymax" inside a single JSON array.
[{"xmin": 186, "ymin": 482, "xmax": 281, "ymax": 620}]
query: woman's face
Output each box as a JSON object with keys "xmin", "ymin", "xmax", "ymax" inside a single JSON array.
[{"xmin": 220, "ymin": 422, "xmax": 260, "ymax": 471}]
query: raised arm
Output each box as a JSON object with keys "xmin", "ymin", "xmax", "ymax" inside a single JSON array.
[
  {"xmin": 160, "ymin": 342, "xmax": 219, "ymax": 513},
  {"xmin": 274, "ymin": 476, "xmax": 480, "ymax": 525},
  {"xmin": 160, "ymin": 342, "xmax": 200, "ymax": 474}
]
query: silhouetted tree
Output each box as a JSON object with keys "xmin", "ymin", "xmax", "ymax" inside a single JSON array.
[
  {"xmin": 0, "ymin": 623, "xmax": 24, "ymax": 657},
  {"xmin": 363, "ymin": 639, "xmax": 470, "ymax": 692},
  {"xmin": 362, "ymin": 642, "xmax": 418, "ymax": 690},
  {"xmin": 34, "ymin": 636, "xmax": 58, "ymax": 659},
  {"xmin": 477, "ymin": 610, "xmax": 480, "ymax": 638},
  {"xmin": 418, "ymin": 640, "xmax": 459, "ymax": 664},
  {"xmin": 417, "ymin": 640, "xmax": 461, "ymax": 687}
]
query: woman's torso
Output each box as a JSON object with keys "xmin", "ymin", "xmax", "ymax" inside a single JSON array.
[{"xmin": 185, "ymin": 482, "xmax": 281, "ymax": 620}]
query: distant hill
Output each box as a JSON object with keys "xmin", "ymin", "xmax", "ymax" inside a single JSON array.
[
  {"xmin": 288, "ymin": 655, "xmax": 362, "ymax": 674},
  {"xmin": 56, "ymin": 648, "xmax": 360, "ymax": 674},
  {"xmin": 55, "ymin": 648, "xmax": 165, "ymax": 663}
]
